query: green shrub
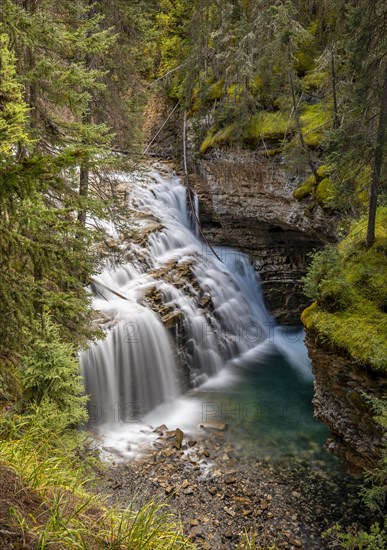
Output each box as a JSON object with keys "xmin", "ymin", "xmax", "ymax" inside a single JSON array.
[
  {"xmin": 21, "ymin": 315, "xmax": 88, "ymax": 428},
  {"xmin": 323, "ymin": 521, "xmax": 387, "ymax": 549}
]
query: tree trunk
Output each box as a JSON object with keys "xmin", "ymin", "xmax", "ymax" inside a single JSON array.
[
  {"xmin": 366, "ymin": 65, "xmax": 387, "ymax": 249},
  {"xmin": 23, "ymin": 0, "xmax": 38, "ymax": 138},
  {"xmin": 331, "ymin": 43, "xmax": 340, "ymax": 129},
  {"xmin": 78, "ymin": 161, "xmax": 89, "ymax": 227},
  {"xmin": 77, "ymin": 0, "xmax": 95, "ymax": 228}
]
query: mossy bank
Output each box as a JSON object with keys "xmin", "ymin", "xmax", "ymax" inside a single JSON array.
[{"xmin": 302, "ymin": 208, "xmax": 387, "ymax": 473}]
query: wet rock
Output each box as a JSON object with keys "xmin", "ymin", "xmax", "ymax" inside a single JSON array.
[
  {"xmin": 154, "ymin": 424, "xmax": 168, "ymax": 434},
  {"xmin": 199, "ymin": 421, "xmax": 227, "ymax": 431}
]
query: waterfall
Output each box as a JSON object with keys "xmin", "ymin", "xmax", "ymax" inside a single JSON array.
[{"xmin": 81, "ymin": 168, "xmax": 281, "ymax": 439}]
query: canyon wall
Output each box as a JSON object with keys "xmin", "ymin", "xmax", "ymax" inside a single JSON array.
[
  {"xmin": 190, "ymin": 150, "xmax": 335, "ymax": 324},
  {"xmin": 305, "ymin": 333, "xmax": 385, "ymax": 473}
]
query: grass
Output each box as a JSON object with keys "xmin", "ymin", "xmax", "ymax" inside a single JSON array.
[
  {"xmin": 0, "ymin": 406, "xmax": 194, "ymax": 549},
  {"xmin": 302, "ymin": 207, "xmax": 387, "ymax": 371}
]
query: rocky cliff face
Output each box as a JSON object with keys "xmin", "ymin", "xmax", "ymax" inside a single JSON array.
[
  {"xmin": 191, "ymin": 150, "xmax": 336, "ymax": 324},
  {"xmin": 305, "ymin": 332, "xmax": 385, "ymax": 473}
]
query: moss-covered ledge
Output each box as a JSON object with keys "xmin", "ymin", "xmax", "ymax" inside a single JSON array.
[{"xmin": 301, "ymin": 207, "xmax": 387, "ymax": 473}]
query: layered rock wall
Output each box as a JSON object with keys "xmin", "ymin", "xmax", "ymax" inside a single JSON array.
[
  {"xmin": 191, "ymin": 151, "xmax": 336, "ymax": 324},
  {"xmin": 305, "ymin": 333, "xmax": 385, "ymax": 473}
]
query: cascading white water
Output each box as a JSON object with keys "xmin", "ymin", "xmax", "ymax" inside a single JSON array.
[{"xmin": 81, "ymin": 168, "xmax": 310, "ymax": 455}]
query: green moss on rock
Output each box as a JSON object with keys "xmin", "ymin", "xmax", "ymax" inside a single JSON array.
[
  {"xmin": 316, "ymin": 164, "xmax": 331, "ymax": 179},
  {"xmin": 200, "ymin": 124, "xmax": 236, "ymax": 154},
  {"xmin": 245, "ymin": 110, "xmax": 293, "ymax": 142},
  {"xmin": 315, "ymin": 177, "xmax": 335, "ymax": 207},
  {"xmin": 302, "ymin": 207, "xmax": 387, "ymax": 370},
  {"xmin": 301, "ymin": 71, "xmax": 329, "ymax": 93},
  {"xmin": 300, "ymin": 102, "xmax": 332, "ymax": 148},
  {"xmin": 293, "ymin": 174, "xmax": 316, "ymax": 200}
]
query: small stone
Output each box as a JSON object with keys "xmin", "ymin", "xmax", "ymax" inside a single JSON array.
[
  {"xmin": 203, "ymin": 449, "xmax": 210, "ymax": 457},
  {"xmin": 165, "ymin": 485, "xmax": 174, "ymax": 495},
  {"xmin": 224, "ymin": 476, "xmax": 237, "ymax": 485},
  {"xmin": 163, "ymin": 449, "xmax": 174, "ymax": 458},
  {"xmin": 208, "ymin": 487, "xmax": 217, "ymax": 496},
  {"xmin": 292, "ymin": 491, "xmax": 301, "ymax": 499},
  {"xmin": 184, "ymin": 487, "xmax": 194, "ymax": 495},
  {"xmin": 224, "ymin": 507, "xmax": 236, "ymax": 517},
  {"xmin": 224, "ymin": 530, "xmax": 233, "ymax": 539},
  {"xmin": 154, "ymin": 424, "xmax": 168, "ymax": 434},
  {"xmin": 174, "ymin": 428, "xmax": 184, "ymax": 449},
  {"xmin": 188, "ymin": 440, "xmax": 197, "ymax": 447},
  {"xmin": 242, "ymin": 509, "xmax": 253, "ymax": 517},
  {"xmin": 199, "ymin": 421, "xmax": 227, "ymax": 431},
  {"xmin": 233, "ymin": 496, "xmax": 251, "ymax": 505},
  {"xmin": 190, "ymin": 519, "xmax": 199, "ymax": 527}
]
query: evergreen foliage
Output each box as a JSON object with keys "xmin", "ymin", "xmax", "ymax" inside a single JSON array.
[{"xmin": 21, "ymin": 315, "xmax": 88, "ymax": 427}]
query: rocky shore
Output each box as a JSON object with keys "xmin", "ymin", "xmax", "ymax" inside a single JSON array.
[{"xmin": 101, "ymin": 423, "xmax": 374, "ymax": 549}]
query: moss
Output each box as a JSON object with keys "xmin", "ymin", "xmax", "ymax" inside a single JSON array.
[
  {"xmin": 273, "ymin": 95, "xmax": 293, "ymax": 111},
  {"xmin": 301, "ymin": 71, "xmax": 329, "ymax": 93},
  {"xmin": 207, "ymin": 79, "xmax": 224, "ymax": 101},
  {"xmin": 302, "ymin": 207, "xmax": 387, "ymax": 370},
  {"xmin": 294, "ymin": 49, "xmax": 315, "ymax": 75},
  {"xmin": 227, "ymin": 83, "xmax": 244, "ymax": 101},
  {"xmin": 200, "ymin": 124, "xmax": 236, "ymax": 154},
  {"xmin": 316, "ymin": 164, "xmax": 331, "ymax": 179},
  {"xmin": 248, "ymin": 75, "xmax": 263, "ymax": 96},
  {"xmin": 300, "ymin": 102, "xmax": 332, "ymax": 148},
  {"xmin": 315, "ymin": 177, "xmax": 335, "ymax": 207},
  {"xmin": 355, "ymin": 166, "xmax": 371, "ymax": 206},
  {"xmin": 244, "ymin": 110, "xmax": 293, "ymax": 142},
  {"xmin": 191, "ymin": 77, "xmax": 224, "ymax": 112},
  {"xmin": 293, "ymin": 174, "xmax": 316, "ymax": 200},
  {"xmin": 301, "ymin": 302, "xmax": 318, "ymax": 330}
]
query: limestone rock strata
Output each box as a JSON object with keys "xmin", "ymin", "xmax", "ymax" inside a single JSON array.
[
  {"xmin": 191, "ymin": 150, "xmax": 336, "ymax": 324},
  {"xmin": 305, "ymin": 332, "xmax": 385, "ymax": 473}
]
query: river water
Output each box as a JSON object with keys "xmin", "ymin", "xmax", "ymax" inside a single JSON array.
[{"xmin": 81, "ymin": 168, "xmax": 330, "ymax": 464}]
